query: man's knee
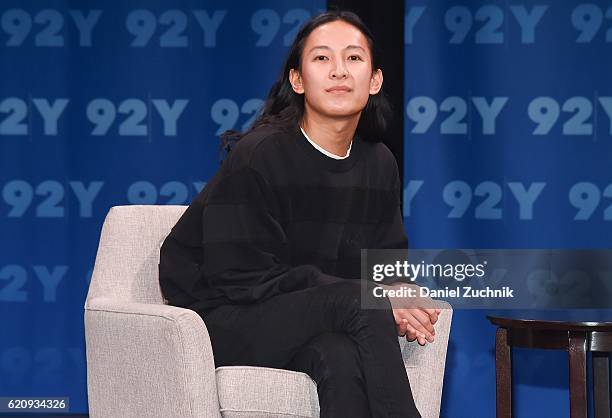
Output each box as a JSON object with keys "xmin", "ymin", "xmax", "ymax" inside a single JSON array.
[
  {"xmin": 324, "ymin": 280, "xmax": 395, "ymax": 329},
  {"xmin": 297, "ymin": 332, "xmax": 361, "ymax": 379}
]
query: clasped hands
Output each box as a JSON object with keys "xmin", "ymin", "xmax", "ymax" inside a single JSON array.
[{"xmin": 378, "ymin": 282, "xmax": 441, "ymax": 346}]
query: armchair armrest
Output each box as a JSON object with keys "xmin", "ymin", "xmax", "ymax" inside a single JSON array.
[
  {"xmin": 84, "ymin": 298, "xmax": 222, "ymax": 418},
  {"xmin": 398, "ymin": 301, "xmax": 453, "ymax": 418}
]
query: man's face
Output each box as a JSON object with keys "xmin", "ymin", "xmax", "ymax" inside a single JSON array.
[{"xmin": 289, "ymin": 20, "xmax": 383, "ymax": 120}]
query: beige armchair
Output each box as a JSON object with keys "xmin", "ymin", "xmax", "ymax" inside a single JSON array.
[{"xmin": 84, "ymin": 205, "xmax": 452, "ymax": 418}]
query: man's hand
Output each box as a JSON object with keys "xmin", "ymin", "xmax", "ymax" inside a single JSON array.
[
  {"xmin": 379, "ymin": 282, "xmax": 441, "ymax": 345},
  {"xmin": 393, "ymin": 307, "xmax": 440, "ymax": 345}
]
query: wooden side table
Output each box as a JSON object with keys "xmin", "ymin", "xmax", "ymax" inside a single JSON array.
[{"xmin": 487, "ymin": 314, "xmax": 612, "ymax": 418}]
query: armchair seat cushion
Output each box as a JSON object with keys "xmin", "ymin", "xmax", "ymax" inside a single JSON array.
[{"xmin": 216, "ymin": 366, "xmax": 319, "ymax": 418}]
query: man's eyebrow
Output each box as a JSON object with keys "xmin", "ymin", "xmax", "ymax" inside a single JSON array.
[
  {"xmin": 345, "ymin": 45, "xmax": 366, "ymax": 51},
  {"xmin": 307, "ymin": 45, "xmax": 367, "ymax": 53}
]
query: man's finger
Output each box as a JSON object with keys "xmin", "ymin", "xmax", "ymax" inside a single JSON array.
[
  {"xmin": 412, "ymin": 309, "xmax": 435, "ymax": 336},
  {"xmin": 420, "ymin": 308, "xmax": 439, "ymax": 325},
  {"xmin": 405, "ymin": 326, "xmax": 418, "ymax": 342},
  {"xmin": 397, "ymin": 318, "xmax": 409, "ymax": 336},
  {"xmin": 404, "ymin": 312, "xmax": 434, "ymax": 342}
]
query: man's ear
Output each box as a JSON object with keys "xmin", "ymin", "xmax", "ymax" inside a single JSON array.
[
  {"xmin": 289, "ymin": 69, "xmax": 304, "ymax": 94},
  {"xmin": 369, "ymin": 69, "xmax": 383, "ymax": 95}
]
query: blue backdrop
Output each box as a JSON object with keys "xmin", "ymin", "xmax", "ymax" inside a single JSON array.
[
  {"xmin": 1, "ymin": 0, "xmax": 610, "ymax": 417},
  {"xmin": 404, "ymin": 1, "xmax": 612, "ymax": 417}
]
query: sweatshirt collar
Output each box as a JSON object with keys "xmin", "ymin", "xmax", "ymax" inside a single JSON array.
[
  {"xmin": 300, "ymin": 126, "xmax": 352, "ymax": 159},
  {"xmin": 293, "ymin": 124, "xmax": 362, "ymax": 173}
]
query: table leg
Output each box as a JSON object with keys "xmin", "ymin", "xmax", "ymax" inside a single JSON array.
[
  {"xmin": 568, "ymin": 331, "xmax": 588, "ymax": 418},
  {"xmin": 496, "ymin": 327, "xmax": 512, "ymax": 418},
  {"xmin": 593, "ymin": 352, "xmax": 610, "ymax": 418}
]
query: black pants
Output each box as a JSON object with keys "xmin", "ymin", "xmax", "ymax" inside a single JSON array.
[{"xmin": 201, "ymin": 280, "xmax": 421, "ymax": 418}]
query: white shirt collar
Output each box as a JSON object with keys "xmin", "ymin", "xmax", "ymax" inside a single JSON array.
[{"xmin": 300, "ymin": 127, "xmax": 352, "ymax": 160}]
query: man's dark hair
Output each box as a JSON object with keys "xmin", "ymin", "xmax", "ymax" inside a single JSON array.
[{"xmin": 220, "ymin": 10, "xmax": 393, "ymax": 154}]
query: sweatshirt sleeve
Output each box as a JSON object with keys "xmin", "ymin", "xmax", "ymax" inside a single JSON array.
[
  {"xmin": 369, "ymin": 158, "xmax": 410, "ymax": 286},
  {"xmin": 371, "ymin": 149, "xmax": 408, "ymax": 247},
  {"xmin": 199, "ymin": 164, "xmax": 345, "ymax": 304}
]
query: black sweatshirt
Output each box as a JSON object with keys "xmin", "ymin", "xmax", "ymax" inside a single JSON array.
[{"xmin": 159, "ymin": 123, "xmax": 407, "ymax": 315}]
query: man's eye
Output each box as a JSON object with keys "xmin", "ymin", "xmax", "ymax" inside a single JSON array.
[
  {"xmin": 348, "ymin": 55, "xmax": 363, "ymax": 61},
  {"xmin": 314, "ymin": 55, "xmax": 328, "ymax": 61}
]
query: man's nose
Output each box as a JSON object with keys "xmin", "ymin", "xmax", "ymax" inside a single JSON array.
[{"xmin": 330, "ymin": 59, "xmax": 348, "ymax": 79}]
